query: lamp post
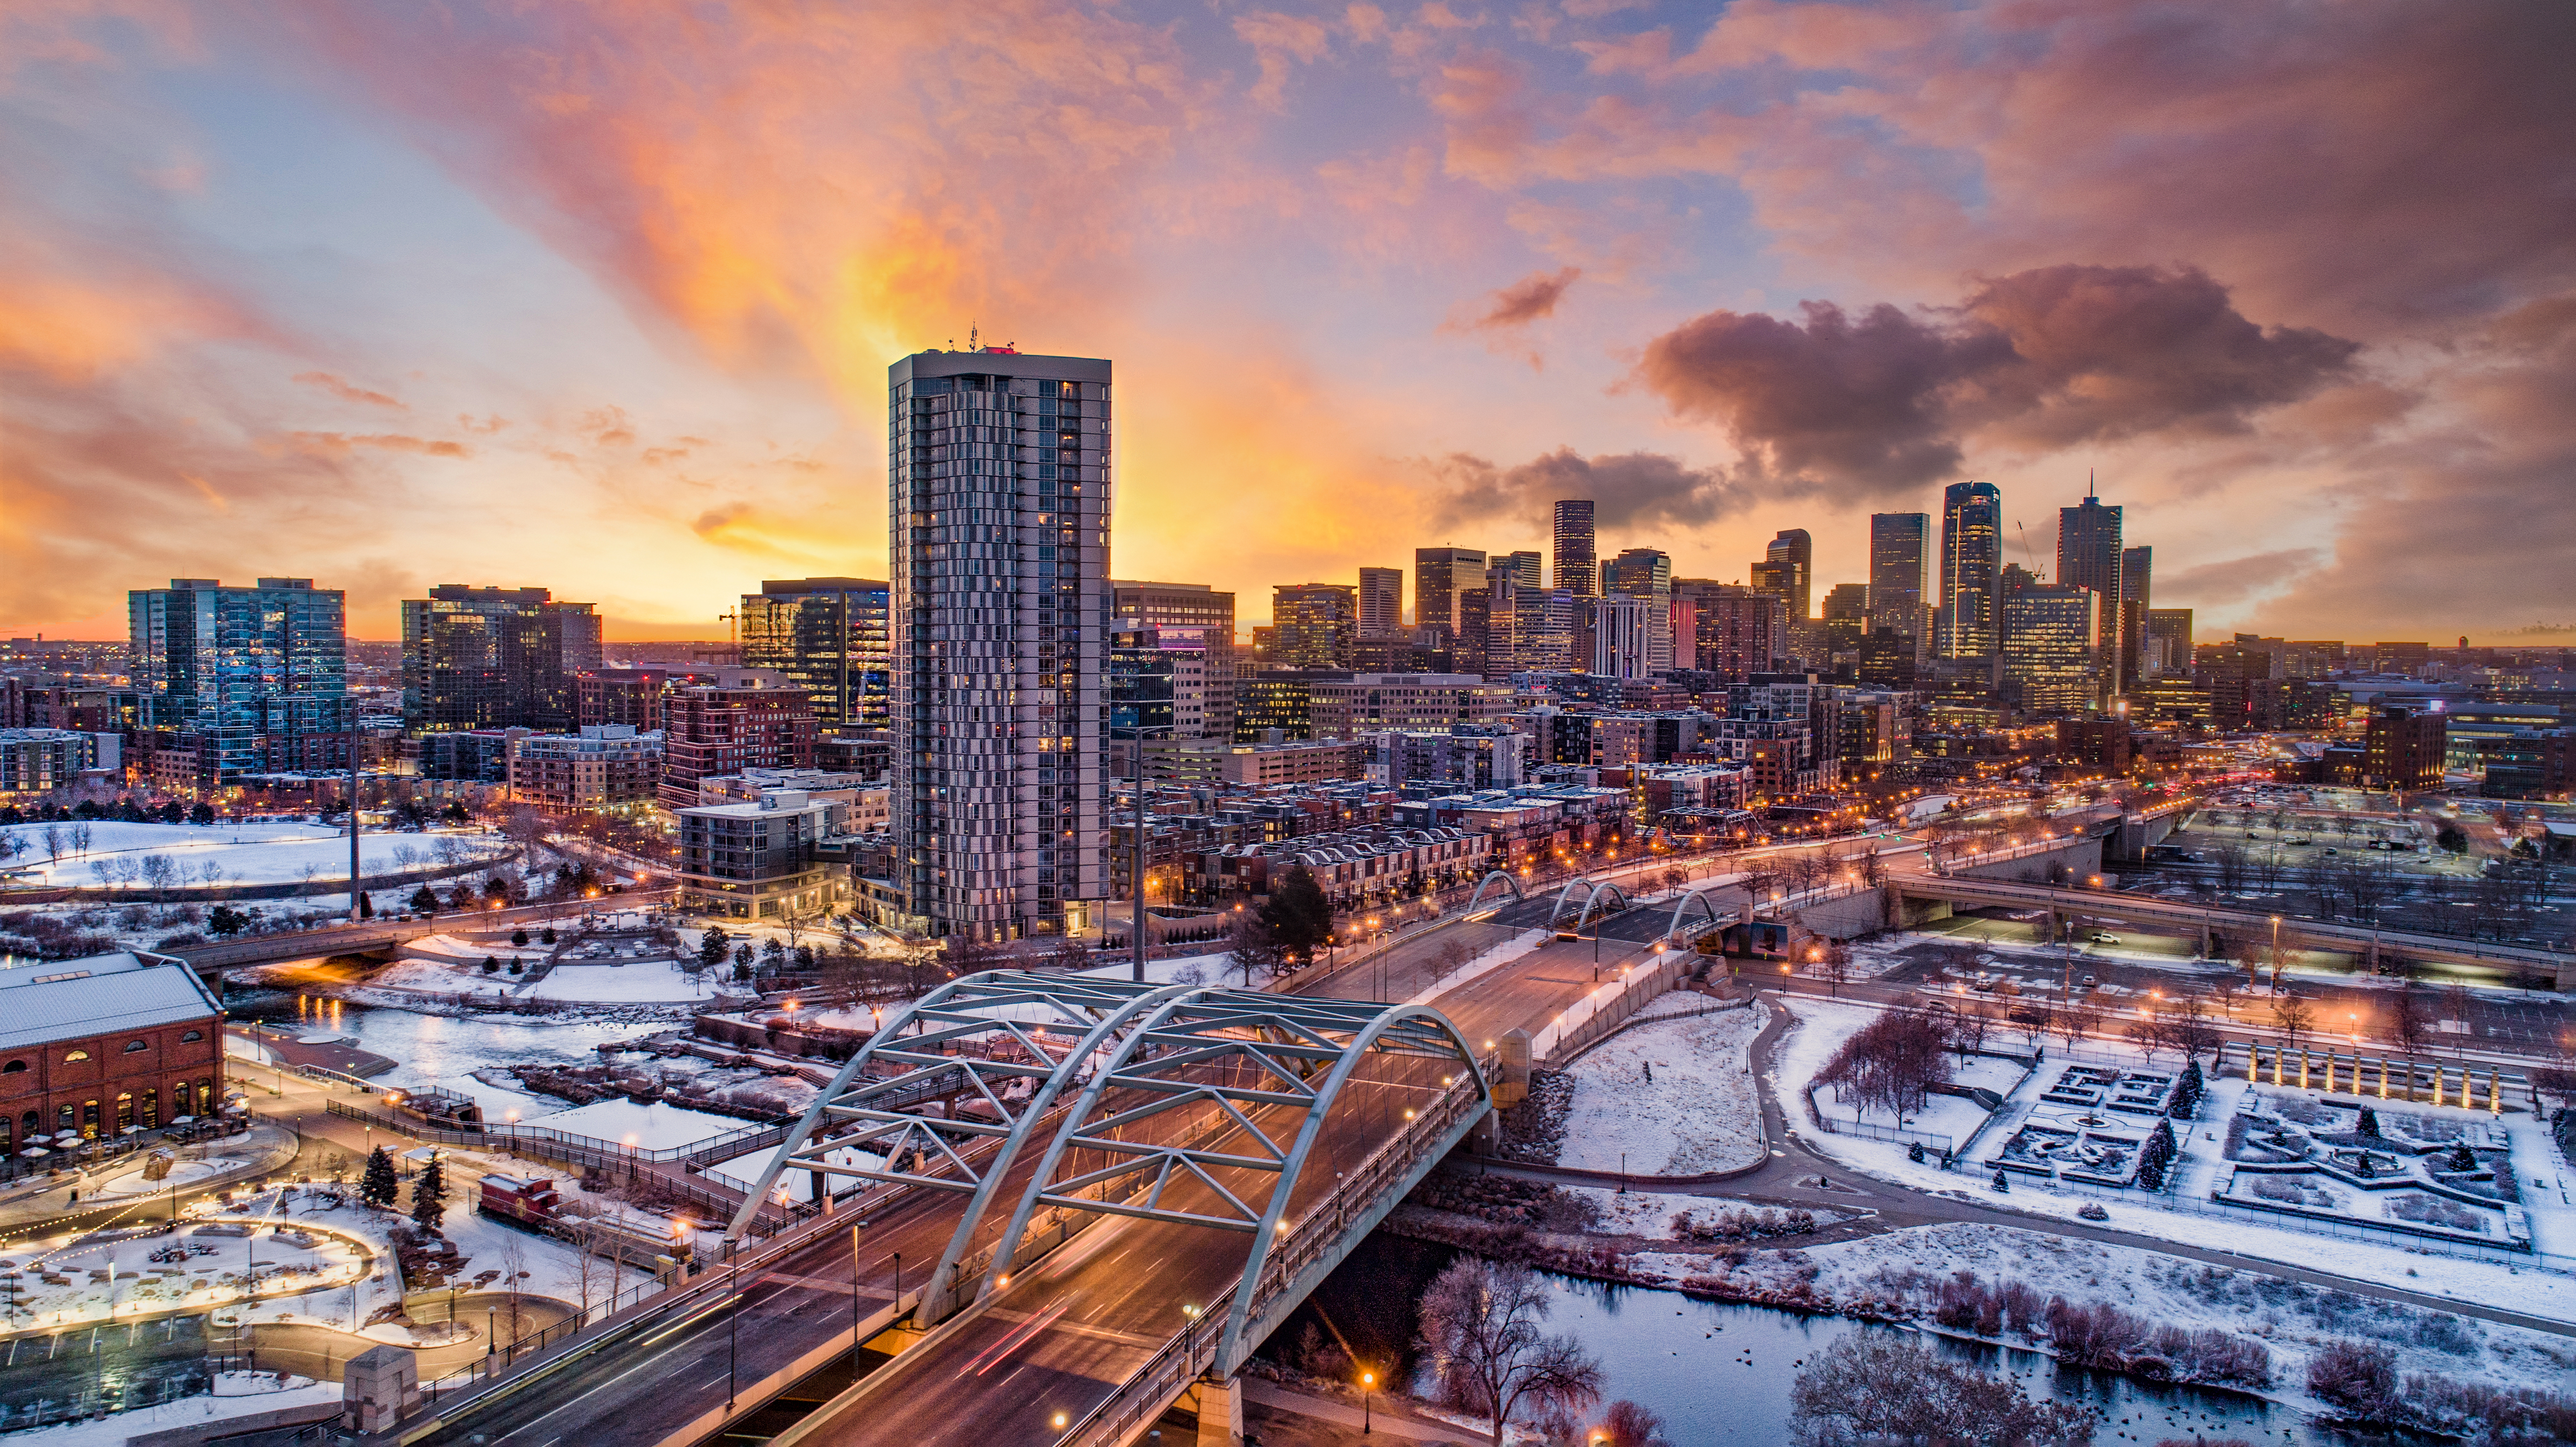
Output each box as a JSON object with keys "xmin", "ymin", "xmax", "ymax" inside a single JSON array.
[{"xmin": 1361, "ymin": 1369, "xmax": 1376, "ymax": 1435}]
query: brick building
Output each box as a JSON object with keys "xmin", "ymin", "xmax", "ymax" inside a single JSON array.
[
  {"xmin": 658, "ymin": 680, "xmax": 818, "ymax": 809},
  {"xmin": 0, "ymin": 951, "xmax": 224, "ymax": 1151}
]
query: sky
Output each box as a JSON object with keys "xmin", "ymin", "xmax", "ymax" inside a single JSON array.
[{"xmin": 3, "ymin": 1, "xmax": 2572, "ymax": 644}]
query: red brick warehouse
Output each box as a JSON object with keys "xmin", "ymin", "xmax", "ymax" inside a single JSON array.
[{"xmin": 0, "ymin": 950, "xmax": 224, "ymax": 1149}]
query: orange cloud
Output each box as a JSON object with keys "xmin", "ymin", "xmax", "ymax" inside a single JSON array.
[
  {"xmin": 293, "ymin": 370, "xmax": 406, "ymax": 408},
  {"xmin": 287, "ymin": 432, "xmax": 472, "ymax": 458}
]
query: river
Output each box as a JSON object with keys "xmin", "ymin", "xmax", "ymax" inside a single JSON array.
[{"xmin": 1284, "ymin": 1234, "xmax": 2432, "ymax": 1445}]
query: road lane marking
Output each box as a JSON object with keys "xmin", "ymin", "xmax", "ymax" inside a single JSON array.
[{"xmin": 960, "ymin": 1300, "xmax": 1071, "ymax": 1377}]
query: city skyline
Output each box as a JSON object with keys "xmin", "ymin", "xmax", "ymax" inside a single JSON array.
[{"xmin": 6, "ymin": 5, "xmax": 2570, "ymax": 647}]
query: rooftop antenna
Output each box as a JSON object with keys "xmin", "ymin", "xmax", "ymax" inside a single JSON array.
[
  {"xmin": 2087, "ymin": 468, "xmax": 2097, "ymax": 502},
  {"xmin": 969, "ymin": 323, "xmax": 979, "ymax": 351}
]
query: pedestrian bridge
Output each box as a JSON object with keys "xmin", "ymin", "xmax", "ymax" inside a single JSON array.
[{"xmin": 727, "ymin": 970, "xmax": 1493, "ymax": 1447}]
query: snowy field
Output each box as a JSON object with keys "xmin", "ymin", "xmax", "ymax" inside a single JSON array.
[
  {"xmin": 1559, "ymin": 1002, "xmax": 1766, "ymax": 1175},
  {"xmin": 525, "ymin": 1098, "xmax": 755, "ymax": 1153},
  {"xmin": 1767, "ymin": 996, "xmax": 2576, "ymax": 1326},
  {"xmin": 0, "ymin": 820, "xmax": 507, "ymax": 890},
  {"xmin": 1626, "ymin": 1221, "xmax": 2576, "ymax": 1415}
]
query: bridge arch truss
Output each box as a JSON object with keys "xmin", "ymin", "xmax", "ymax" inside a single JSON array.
[
  {"xmin": 1549, "ymin": 878, "xmax": 1630, "ymax": 932},
  {"xmin": 1664, "ymin": 880, "xmax": 1740, "ymax": 944},
  {"xmin": 726, "ymin": 971, "xmax": 1489, "ymax": 1351},
  {"xmin": 1461, "ymin": 869, "xmax": 1524, "ymax": 917}
]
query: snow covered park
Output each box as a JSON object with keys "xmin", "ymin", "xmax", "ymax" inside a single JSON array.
[
  {"xmin": 1767, "ymin": 995, "xmax": 2576, "ymax": 1327},
  {"xmin": 1558, "ymin": 998, "xmax": 1767, "ymax": 1176},
  {"xmin": 0, "ymin": 820, "xmax": 507, "ymax": 892}
]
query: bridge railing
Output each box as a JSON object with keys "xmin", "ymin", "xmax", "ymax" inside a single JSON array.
[{"xmin": 1052, "ymin": 1058, "xmax": 1493, "ymax": 1447}]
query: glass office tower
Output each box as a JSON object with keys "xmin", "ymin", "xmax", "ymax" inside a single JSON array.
[
  {"xmin": 739, "ymin": 577, "xmax": 892, "ymax": 734},
  {"xmin": 1938, "ymin": 481, "xmax": 2003, "ymax": 660},
  {"xmin": 400, "ymin": 585, "xmax": 596, "ymax": 732},
  {"xmin": 1867, "ymin": 512, "xmax": 1930, "ymax": 653},
  {"xmin": 129, "ymin": 577, "xmax": 349, "ymax": 787},
  {"xmin": 890, "ymin": 347, "xmax": 1110, "ymax": 942},
  {"xmin": 1552, "ymin": 500, "xmax": 1597, "ymax": 597}
]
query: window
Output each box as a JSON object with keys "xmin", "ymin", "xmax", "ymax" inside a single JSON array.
[
  {"xmin": 63, "ymin": 1050, "xmax": 88, "ymax": 1063},
  {"xmin": 123, "ymin": 1040, "xmax": 148, "ymax": 1054},
  {"xmin": 181, "ymin": 1030, "xmax": 203, "ymax": 1043},
  {"xmin": 0, "ymin": 1061, "xmax": 22, "ymax": 1074}
]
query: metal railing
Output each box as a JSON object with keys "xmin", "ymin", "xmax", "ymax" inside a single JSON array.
[
  {"xmin": 413, "ymin": 1270, "xmax": 683, "ymax": 1410},
  {"xmin": 1053, "ymin": 1063, "xmax": 1491, "ymax": 1447},
  {"xmin": 1801, "ymin": 1087, "xmax": 1956, "ymax": 1153}
]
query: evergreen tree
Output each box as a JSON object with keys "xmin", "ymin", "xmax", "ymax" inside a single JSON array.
[
  {"xmin": 359, "ymin": 1146, "xmax": 399, "ymax": 1209},
  {"xmin": 697, "ymin": 926, "xmax": 733, "ymax": 972},
  {"xmin": 358, "ymin": 891, "xmax": 375, "ymax": 920},
  {"xmin": 1259, "ymin": 864, "xmax": 1336, "ymax": 964},
  {"xmin": 482, "ymin": 957, "xmax": 500, "ymax": 974},
  {"xmin": 2138, "ymin": 1119, "xmax": 2178, "ymax": 1191},
  {"xmin": 408, "ymin": 885, "xmax": 439, "ymax": 916},
  {"xmin": 511, "ymin": 927, "xmax": 529, "ymax": 947},
  {"xmin": 410, "ymin": 1153, "xmax": 448, "ymax": 1231},
  {"xmin": 1991, "ymin": 1168, "xmax": 2009, "ymax": 1192},
  {"xmin": 540, "ymin": 927, "xmax": 557, "ymax": 945},
  {"xmin": 2356, "ymin": 1105, "xmax": 2381, "ymax": 1139},
  {"xmin": 2448, "ymin": 1142, "xmax": 2477, "ymax": 1172}
]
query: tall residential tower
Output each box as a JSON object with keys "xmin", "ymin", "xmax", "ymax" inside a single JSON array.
[
  {"xmin": 1938, "ymin": 481, "xmax": 2003, "ymax": 660},
  {"xmin": 889, "ymin": 347, "xmax": 1111, "ymax": 943},
  {"xmin": 1551, "ymin": 500, "xmax": 1597, "ymax": 597}
]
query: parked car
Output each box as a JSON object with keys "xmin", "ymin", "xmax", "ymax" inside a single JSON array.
[{"xmin": 2089, "ymin": 932, "xmax": 2120, "ymax": 945}]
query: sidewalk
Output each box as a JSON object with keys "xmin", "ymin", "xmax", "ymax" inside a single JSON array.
[
  {"xmin": 0, "ymin": 1122, "xmax": 299, "ymax": 1239},
  {"xmin": 1245, "ymin": 1378, "xmax": 1475, "ymax": 1445}
]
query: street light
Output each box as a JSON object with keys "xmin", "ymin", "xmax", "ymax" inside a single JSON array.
[{"xmin": 1361, "ymin": 1369, "xmax": 1376, "ymax": 1435}]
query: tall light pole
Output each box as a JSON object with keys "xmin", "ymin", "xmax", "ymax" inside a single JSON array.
[{"xmin": 348, "ymin": 702, "xmax": 363, "ymax": 924}]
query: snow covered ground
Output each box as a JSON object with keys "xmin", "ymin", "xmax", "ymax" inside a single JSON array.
[
  {"xmin": 1626, "ymin": 1221, "xmax": 2576, "ymax": 1415},
  {"xmin": 1766, "ymin": 996, "xmax": 2576, "ymax": 1326},
  {"xmin": 1559, "ymin": 1003, "xmax": 1766, "ymax": 1175},
  {"xmin": 0, "ymin": 1207, "xmax": 369, "ymax": 1330},
  {"xmin": 524, "ymin": 1098, "xmax": 755, "ymax": 1154},
  {"xmin": 0, "ymin": 820, "xmax": 507, "ymax": 890}
]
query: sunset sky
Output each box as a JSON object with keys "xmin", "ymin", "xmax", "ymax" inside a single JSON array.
[{"xmin": 4, "ymin": 1, "xmax": 2571, "ymax": 643}]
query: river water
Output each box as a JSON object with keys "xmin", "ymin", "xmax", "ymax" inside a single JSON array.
[{"xmin": 1287, "ymin": 1234, "xmax": 2427, "ymax": 1445}]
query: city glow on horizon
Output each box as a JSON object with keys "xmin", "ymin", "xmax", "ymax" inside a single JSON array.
[{"xmin": 3, "ymin": 4, "xmax": 2570, "ymax": 644}]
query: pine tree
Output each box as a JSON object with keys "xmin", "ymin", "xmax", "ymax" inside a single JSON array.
[
  {"xmin": 410, "ymin": 1153, "xmax": 448, "ymax": 1232},
  {"xmin": 360, "ymin": 1146, "xmax": 399, "ymax": 1209},
  {"xmin": 358, "ymin": 890, "xmax": 375, "ymax": 919},
  {"xmin": 2357, "ymin": 1105, "xmax": 2380, "ymax": 1139},
  {"xmin": 2448, "ymin": 1142, "xmax": 2477, "ymax": 1172},
  {"xmin": 2138, "ymin": 1119, "xmax": 2178, "ymax": 1191},
  {"xmin": 1991, "ymin": 1168, "xmax": 2010, "ymax": 1193},
  {"xmin": 1259, "ymin": 864, "xmax": 1336, "ymax": 964},
  {"xmin": 409, "ymin": 885, "xmax": 439, "ymax": 916},
  {"xmin": 698, "ymin": 926, "xmax": 733, "ymax": 972}
]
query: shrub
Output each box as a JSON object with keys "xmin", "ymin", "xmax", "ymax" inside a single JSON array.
[
  {"xmin": 481, "ymin": 956, "xmax": 499, "ymax": 974},
  {"xmin": 2307, "ymin": 1340, "xmax": 2398, "ymax": 1419},
  {"xmin": 2045, "ymin": 1297, "xmax": 2147, "ymax": 1369}
]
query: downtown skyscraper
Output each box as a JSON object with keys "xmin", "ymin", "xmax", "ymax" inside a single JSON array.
[
  {"xmin": 1867, "ymin": 512, "xmax": 1930, "ymax": 652},
  {"xmin": 130, "ymin": 577, "xmax": 349, "ymax": 789},
  {"xmin": 1551, "ymin": 500, "xmax": 1597, "ymax": 597},
  {"xmin": 2057, "ymin": 489, "xmax": 2124, "ymax": 704},
  {"xmin": 890, "ymin": 347, "xmax": 1110, "ymax": 943},
  {"xmin": 1938, "ymin": 480, "xmax": 2003, "ymax": 661}
]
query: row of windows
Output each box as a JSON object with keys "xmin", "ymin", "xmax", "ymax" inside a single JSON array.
[
  {"xmin": 0, "ymin": 1079, "xmax": 214, "ymax": 1141},
  {"xmin": 0, "ymin": 1030, "xmax": 203, "ymax": 1074}
]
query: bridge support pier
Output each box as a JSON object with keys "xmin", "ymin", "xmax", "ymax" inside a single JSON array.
[
  {"xmin": 1191, "ymin": 1375, "xmax": 1243, "ymax": 1447},
  {"xmin": 2199, "ymin": 922, "xmax": 2211, "ymax": 959}
]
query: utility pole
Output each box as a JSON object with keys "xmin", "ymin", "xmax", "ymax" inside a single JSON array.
[{"xmin": 349, "ymin": 698, "xmax": 363, "ymax": 923}]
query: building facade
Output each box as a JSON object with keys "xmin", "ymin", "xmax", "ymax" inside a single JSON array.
[
  {"xmin": 675, "ymin": 790, "xmax": 851, "ymax": 920},
  {"xmin": 1413, "ymin": 548, "xmax": 1488, "ymax": 640},
  {"xmin": 505, "ymin": 725, "xmax": 665, "ymax": 812},
  {"xmin": 1938, "ymin": 481, "xmax": 2003, "ymax": 661},
  {"xmin": 1271, "ymin": 584, "xmax": 1358, "ymax": 669},
  {"xmin": 2001, "ymin": 583, "xmax": 2103, "ymax": 713},
  {"xmin": 1674, "ymin": 582, "xmax": 1785, "ymax": 680},
  {"xmin": 891, "ymin": 347, "xmax": 1110, "ymax": 941},
  {"xmin": 0, "ymin": 729, "xmax": 100, "ymax": 797},
  {"xmin": 1113, "ymin": 581, "xmax": 1236, "ymax": 740},
  {"xmin": 0, "ymin": 951, "xmax": 224, "ymax": 1150},
  {"xmin": 1591, "ymin": 595, "xmax": 1652, "ymax": 679},
  {"xmin": 2056, "ymin": 492, "xmax": 2124, "ymax": 704},
  {"xmin": 129, "ymin": 577, "xmax": 349, "ymax": 789},
  {"xmin": 1552, "ymin": 500, "xmax": 1597, "ymax": 597},
  {"xmin": 658, "ymin": 680, "xmax": 818, "ymax": 808},
  {"xmin": 400, "ymin": 585, "xmax": 599, "ymax": 734},
  {"xmin": 1601, "ymin": 548, "xmax": 1674, "ymax": 671},
  {"xmin": 1357, "ymin": 568, "xmax": 1404, "ymax": 639},
  {"xmin": 739, "ymin": 578, "xmax": 892, "ymax": 735},
  {"xmin": 1868, "ymin": 512, "xmax": 1930, "ymax": 656},
  {"xmin": 1765, "ymin": 529, "xmax": 1814, "ymax": 625}
]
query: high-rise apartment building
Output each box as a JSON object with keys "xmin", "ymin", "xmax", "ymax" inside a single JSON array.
[
  {"xmin": 1489, "ymin": 578, "xmax": 1575, "ymax": 676},
  {"xmin": 1673, "ymin": 582, "xmax": 1785, "ymax": 680},
  {"xmin": 1551, "ymin": 501, "xmax": 1597, "ymax": 597},
  {"xmin": 400, "ymin": 585, "xmax": 598, "ymax": 733},
  {"xmin": 1938, "ymin": 481, "xmax": 2003, "ymax": 660},
  {"xmin": 1602, "ymin": 548, "xmax": 1674, "ymax": 671},
  {"xmin": 658, "ymin": 677, "xmax": 818, "ymax": 807},
  {"xmin": 2002, "ymin": 583, "xmax": 2103, "ymax": 713},
  {"xmin": 2119, "ymin": 545, "xmax": 2152, "ymax": 689},
  {"xmin": 1412, "ymin": 548, "xmax": 1488, "ymax": 637},
  {"xmin": 890, "ymin": 346, "xmax": 1111, "ymax": 942},
  {"xmin": 1765, "ymin": 529, "xmax": 1814, "ymax": 622},
  {"xmin": 1868, "ymin": 512, "xmax": 1930, "ymax": 651},
  {"xmin": 1357, "ymin": 568, "xmax": 1405, "ymax": 639},
  {"xmin": 2056, "ymin": 490, "xmax": 2124, "ymax": 704},
  {"xmin": 1112, "ymin": 581, "xmax": 1235, "ymax": 740},
  {"xmin": 128, "ymin": 577, "xmax": 349, "ymax": 788},
  {"xmin": 1591, "ymin": 596, "xmax": 1652, "ymax": 679},
  {"xmin": 739, "ymin": 578, "xmax": 891, "ymax": 735},
  {"xmin": 1495, "ymin": 551, "xmax": 1544, "ymax": 592},
  {"xmin": 1821, "ymin": 584, "xmax": 1871, "ymax": 652},
  {"xmin": 1272, "ymin": 584, "xmax": 1358, "ymax": 668}
]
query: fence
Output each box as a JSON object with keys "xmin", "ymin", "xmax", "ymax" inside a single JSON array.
[
  {"xmin": 321, "ymin": 1100, "xmax": 814, "ymax": 1233},
  {"xmin": 1530, "ymin": 952, "xmax": 1688, "ymax": 1065},
  {"xmin": 413, "ymin": 1270, "xmax": 683, "ymax": 1410},
  {"xmin": 1800, "ymin": 1087, "xmax": 1956, "ymax": 1154}
]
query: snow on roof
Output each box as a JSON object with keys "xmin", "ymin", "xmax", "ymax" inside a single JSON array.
[{"xmin": 0, "ymin": 951, "xmax": 220, "ymax": 1054}]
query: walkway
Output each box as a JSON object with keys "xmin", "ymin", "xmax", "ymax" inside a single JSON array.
[{"xmin": 1467, "ymin": 989, "xmax": 2576, "ymax": 1342}]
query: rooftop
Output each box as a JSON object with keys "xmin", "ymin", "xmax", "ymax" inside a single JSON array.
[{"xmin": 0, "ymin": 951, "xmax": 222, "ymax": 1054}]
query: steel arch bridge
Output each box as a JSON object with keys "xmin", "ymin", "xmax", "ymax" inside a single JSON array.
[
  {"xmin": 724, "ymin": 970, "xmax": 1489, "ymax": 1366},
  {"xmin": 1663, "ymin": 879, "xmax": 1742, "ymax": 944},
  {"xmin": 1548, "ymin": 878, "xmax": 1630, "ymax": 933},
  {"xmin": 1460, "ymin": 869, "xmax": 1525, "ymax": 917}
]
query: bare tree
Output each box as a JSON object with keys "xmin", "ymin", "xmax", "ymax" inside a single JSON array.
[
  {"xmin": 41, "ymin": 824, "xmax": 64, "ymax": 866},
  {"xmin": 2440, "ymin": 984, "xmax": 2475, "ymax": 1059},
  {"xmin": 499, "ymin": 1233, "xmax": 530, "ymax": 1342},
  {"xmin": 1947, "ymin": 1001, "xmax": 1992, "ymax": 1060},
  {"xmin": 574, "ymin": 1217, "xmax": 611, "ymax": 1323},
  {"xmin": 1788, "ymin": 1333, "xmax": 2090, "ymax": 1447},
  {"xmin": 2270, "ymin": 991, "xmax": 2314, "ymax": 1048},
  {"xmin": 1227, "ymin": 911, "xmax": 1284, "ymax": 988},
  {"xmin": 2006, "ymin": 1005, "xmax": 2053, "ymax": 1054},
  {"xmin": 1416, "ymin": 1257, "xmax": 1604, "ymax": 1447},
  {"xmin": 2166, "ymin": 998, "xmax": 2221, "ymax": 1063}
]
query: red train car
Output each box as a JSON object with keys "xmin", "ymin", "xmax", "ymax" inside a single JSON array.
[{"xmin": 478, "ymin": 1173, "xmax": 562, "ymax": 1227}]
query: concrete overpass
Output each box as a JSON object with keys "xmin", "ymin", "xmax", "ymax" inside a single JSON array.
[{"xmin": 1890, "ymin": 874, "xmax": 2576, "ymax": 988}]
